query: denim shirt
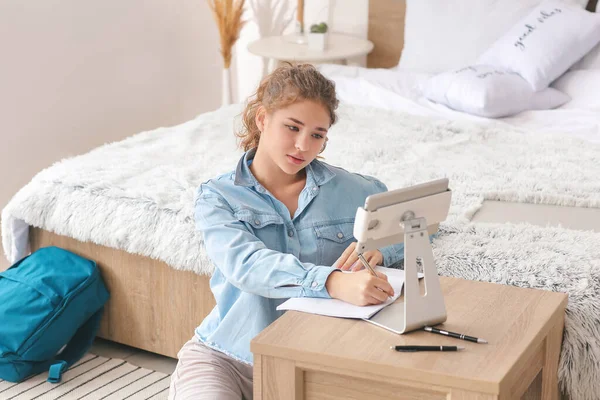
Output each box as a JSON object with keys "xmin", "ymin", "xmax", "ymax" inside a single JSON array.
[{"xmin": 194, "ymin": 149, "xmax": 404, "ymax": 365}]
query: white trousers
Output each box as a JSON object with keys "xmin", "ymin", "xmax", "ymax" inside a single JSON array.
[{"xmin": 168, "ymin": 337, "xmax": 253, "ymax": 400}]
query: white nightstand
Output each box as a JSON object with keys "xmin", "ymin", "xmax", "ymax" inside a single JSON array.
[{"xmin": 248, "ymin": 33, "xmax": 374, "ymax": 77}]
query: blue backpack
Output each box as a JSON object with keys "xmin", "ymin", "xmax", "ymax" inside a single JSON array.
[{"xmin": 0, "ymin": 246, "xmax": 109, "ymax": 383}]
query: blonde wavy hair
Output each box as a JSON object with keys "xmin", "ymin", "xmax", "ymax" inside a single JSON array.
[{"xmin": 237, "ymin": 63, "xmax": 339, "ymax": 154}]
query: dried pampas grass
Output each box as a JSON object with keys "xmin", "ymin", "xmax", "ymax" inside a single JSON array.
[{"xmin": 208, "ymin": 0, "xmax": 246, "ymax": 69}]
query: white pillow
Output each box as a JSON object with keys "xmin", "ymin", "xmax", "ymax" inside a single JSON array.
[
  {"xmin": 398, "ymin": 0, "xmax": 588, "ymax": 74},
  {"xmin": 551, "ymin": 69, "xmax": 600, "ymax": 109},
  {"xmin": 573, "ymin": 42, "xmax": 600, "ymax": 70},
  {"xmin": 571, "ymin": 3, "xmax": 600, "ymax": 69},
  {"xmin": 424, "ymin": 65, "xmax": 570, "ymax": 118},
  {"xmin": 477, "ymin": 0, "xmax": 600, "ymax": 91}
]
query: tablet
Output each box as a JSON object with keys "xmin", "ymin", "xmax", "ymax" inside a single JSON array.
[
  {"xmin": 356, "ymin": 178, "xmax": 450, "ymax": 251},
  {"xmin": 364, "ymin": 178, "xmax": 449, "ymax": 212}
]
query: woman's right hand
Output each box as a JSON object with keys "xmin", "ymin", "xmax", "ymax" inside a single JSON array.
[{"xmin": 325, "ymin": 269, "xmax": 395, "ymax": 306}]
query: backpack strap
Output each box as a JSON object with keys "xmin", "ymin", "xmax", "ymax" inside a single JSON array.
[{"xmin": 47, "ymin": 306, "xmax": 104, "ymax": 383}]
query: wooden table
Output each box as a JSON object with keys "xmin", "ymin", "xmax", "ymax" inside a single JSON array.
[
  {"xmin": 247, "ymin": 33, "xmax": 374, "ymax": 77},
  {"xmin": 251, "ymin": 277, "xmax": 568, "ymax": 400},
  {"xmin": 248, "ymin": 33, "xmax": 374, "ymax": 64}
]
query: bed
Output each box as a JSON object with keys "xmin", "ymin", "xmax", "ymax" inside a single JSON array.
[{"xmin": 2, "ymin": 1, "xmax": 600, "ymax": 399}]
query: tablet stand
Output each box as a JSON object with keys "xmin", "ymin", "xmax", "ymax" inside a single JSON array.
[{"xmin": 353, "ymin": 188, "xmax": 452, "ymax": 334}]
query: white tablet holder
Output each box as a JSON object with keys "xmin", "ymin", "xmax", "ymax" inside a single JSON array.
[{"xmin": 353, "ymin": 186, "xmax": 452, "ymax": 334}]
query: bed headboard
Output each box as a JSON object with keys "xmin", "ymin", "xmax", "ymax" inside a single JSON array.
[
  {"xmin": 366, "ymin": 0, "xmax": 598, "ymax": 69},
  {"xmin": 367, "ymin": 0, "xmax": 405, "ymax": 69}
]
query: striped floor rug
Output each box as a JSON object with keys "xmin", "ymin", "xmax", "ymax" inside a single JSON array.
[{"xmin": 0, "ymin": 353, "xmax": 170, "ymax": 399}]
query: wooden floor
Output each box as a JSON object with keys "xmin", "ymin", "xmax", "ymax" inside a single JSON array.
[
  {"xmin": 90, "ymin": 337, "xmax": 177, "ymax": 376},
  {"xmin": 473, "ymin": 200, "xmax": 600, "ymax": 232}
]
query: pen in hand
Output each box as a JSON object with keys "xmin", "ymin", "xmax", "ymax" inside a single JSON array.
[
  {"xmin": 357, "ymin": 253, "xmax": 377, "ymax": 276},
  {"xmin": 391, "ymin": 345, "xmax": 464, "ymax": 352},
  {"xmin": 357, "ymin": 253, "xmax": 392, "ymax": 299}
]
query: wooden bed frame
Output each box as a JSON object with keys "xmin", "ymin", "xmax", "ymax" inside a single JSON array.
[
  {"xmin": 30, "ymin": 227, "xmax": 214, "ymax": 358},
  {"xmin": 28, "ymin": 0, "xmax": 598, "ymax": 359}
]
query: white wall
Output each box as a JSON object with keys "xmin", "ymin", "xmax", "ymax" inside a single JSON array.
[
  {"xmin": 0, "ymin": 0, "xmax": 225, "ymax": 268},
  {"xmin": 235, "ymin": 0, "xmax": 368, "ymax": 102}
]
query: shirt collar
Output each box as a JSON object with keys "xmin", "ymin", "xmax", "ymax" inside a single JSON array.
[
  {"xmin": 233, "ymin": 148, "xmax": 336, "ymax": 188},
  {"xmin": 306, "ymin": 157, "xmax": 336, "ymax": 186},
  {"xmin": 233, "ymin": 148, "xmax": 258, "ymax": 187}
]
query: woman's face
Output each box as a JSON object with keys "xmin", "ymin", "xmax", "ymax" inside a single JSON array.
[{"xmin": 256, "ymin": 99, "xmax": 330, "ymax": 176}]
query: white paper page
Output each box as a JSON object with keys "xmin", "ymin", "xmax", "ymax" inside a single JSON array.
[{"xmin": 276, "ymin": 267, "xmax": 409, "ymax": 319}]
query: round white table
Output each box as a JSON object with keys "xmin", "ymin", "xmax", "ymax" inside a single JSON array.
[{"xmin": 248, "ymin": 33, "xmax": 374, "ymax": 76}]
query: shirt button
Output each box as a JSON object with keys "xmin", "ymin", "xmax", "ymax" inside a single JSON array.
[
  {"xmin": 311, "ymin": 281, "xmax": 318, "ymax": 288},
  {"xmin": 337, "ymin": 232, "xmax": 344, "ymax": 239},
  {"xmin": 312, "ymin": 187, "xmax": 318, "ymax": 192},
  {"xmin": 254, "ymin": 220, "xmax": 261, "ymax": 225},
  {"xmin": 288, "ymin": 230, "xmax": 294, "ymax": 237}
]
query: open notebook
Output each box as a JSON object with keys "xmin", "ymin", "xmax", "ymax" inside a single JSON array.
[{"xmin": 277, "ymin": 267, "xmax": 418, "ymax": 319}]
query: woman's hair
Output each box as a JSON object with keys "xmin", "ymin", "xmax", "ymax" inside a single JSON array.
[{"xmin": 237, "ymin": 63, "xmax": 339, "ymax": 152}]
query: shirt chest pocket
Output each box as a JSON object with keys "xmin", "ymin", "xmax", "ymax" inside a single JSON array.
[
  {"xmin": 234, "ymin": 209, "xmax": 285, "ymax": 249},
  {"xmin": 315, "ymin": 221, "xmax": 356, "ymax": 267}
]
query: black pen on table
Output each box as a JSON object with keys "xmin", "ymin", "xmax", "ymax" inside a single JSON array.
[
  {"xmin": 391, "ymin": 345, "xmax": 464, "ymax": 352},
  {"xmin": 424, "ymin": 326, "xmax": 488, "ymax": 344}
]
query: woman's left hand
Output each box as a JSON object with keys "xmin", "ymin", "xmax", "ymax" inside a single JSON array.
[{"xmin": 333, "ymin": 242, "xmax": 383, "ymax": 271}]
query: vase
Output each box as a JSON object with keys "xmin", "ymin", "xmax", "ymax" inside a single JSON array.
[
  {"xmin": 307, "ymin": 33, "xmax": 327, "ymax": 51},
  {"xmin": 222, "ymin": 68, "xmax": 232, "ymax": 107}
]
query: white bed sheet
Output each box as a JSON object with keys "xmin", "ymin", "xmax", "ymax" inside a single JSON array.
[{"xmin": 319, "ymin": 65, "xmax": 600, "ymax": 144}]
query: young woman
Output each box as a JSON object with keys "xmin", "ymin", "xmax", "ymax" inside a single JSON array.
[{"xmin": 168, "ymin": 64, "xmax": 404, "ymax": 400}]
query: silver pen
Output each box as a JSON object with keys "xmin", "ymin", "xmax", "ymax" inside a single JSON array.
[{"xmin": 357, "ymin": 253, "xmax": 377, "ymax": 276}]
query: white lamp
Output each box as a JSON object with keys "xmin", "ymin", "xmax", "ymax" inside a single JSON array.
[{"xmin": 353, "ymin": 178, "xmax": 452, "ymax": 334}]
